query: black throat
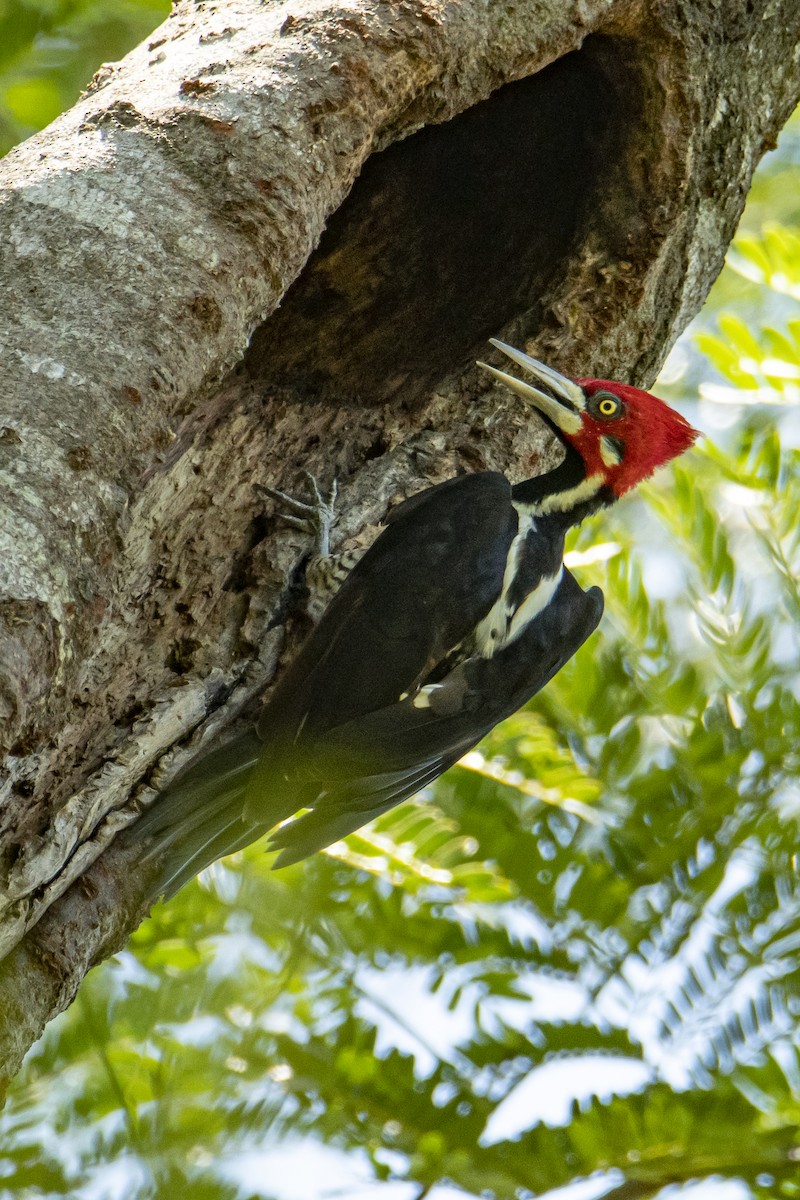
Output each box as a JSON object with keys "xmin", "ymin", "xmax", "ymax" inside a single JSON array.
[{"xmin": 510, "ymin": 442, "xmax": 615, "ymax": 532}]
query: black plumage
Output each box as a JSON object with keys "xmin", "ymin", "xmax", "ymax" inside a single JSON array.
[
  {"xmin": 129, "ymin": 333, "xmax": 702, "ymax": 900},
  {"xmin": 134, "ymin": 471, "xmax": 602, "ymax": 896}
]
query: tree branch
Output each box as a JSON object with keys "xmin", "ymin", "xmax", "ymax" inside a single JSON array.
[{"xmin": 1, "ymin": 0, "xmax": 799, "ymax": 1086}]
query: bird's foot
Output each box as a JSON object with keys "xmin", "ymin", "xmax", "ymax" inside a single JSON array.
[{"xmin": 257, "ymin": 473, "xmax": 338, "ymax": 558}]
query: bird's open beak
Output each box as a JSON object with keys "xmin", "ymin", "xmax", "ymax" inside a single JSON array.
[{"xmin": 477, "ymin": 339, "xmax": 584, "ymax": 437}]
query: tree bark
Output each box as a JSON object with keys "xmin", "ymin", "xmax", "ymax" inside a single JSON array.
[{"xmin": 0, "ymin": 0, "xmax": 798, "ymax": 1090}]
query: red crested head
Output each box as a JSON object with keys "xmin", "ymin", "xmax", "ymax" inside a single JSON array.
[
  {"xmin": 478, "ymin": 341, "xmax": 699, "ymax": 501},
  {"xmin": 570, "ymin": 377, "xmax": 699, "ymax": 496}
]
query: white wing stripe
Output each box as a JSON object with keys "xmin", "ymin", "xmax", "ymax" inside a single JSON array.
[{"xmin": 503, "ymin": 567, "xmax": 563, "ymax": 648}]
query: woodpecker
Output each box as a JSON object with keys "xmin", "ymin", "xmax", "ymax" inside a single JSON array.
[{"xmin": 133, "ymin": 340, "xmax": 698, "ymax": 896}]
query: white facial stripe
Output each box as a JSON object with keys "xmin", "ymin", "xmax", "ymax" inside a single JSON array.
[
  {"xmin": 478, "ymin": 364, "xmax": 584, "ymax": 435},
  {"xmin": 600, "ymin": 435, "xmax": 623, "ymax": 468}
]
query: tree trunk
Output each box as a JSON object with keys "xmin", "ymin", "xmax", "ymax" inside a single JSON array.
[{"xmin": 0, "ymin": 0, "xmax": 798, "ymax": 1091}]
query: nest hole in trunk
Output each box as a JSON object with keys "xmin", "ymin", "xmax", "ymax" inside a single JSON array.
[{"xmin": 245, "ymin": 35, "xmax": 652, "ymax": 408}]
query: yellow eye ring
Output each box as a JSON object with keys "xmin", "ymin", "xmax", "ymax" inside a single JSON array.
[{"xmin": 598, "ymin": 397, "xmax": 618, "ymax": 417}]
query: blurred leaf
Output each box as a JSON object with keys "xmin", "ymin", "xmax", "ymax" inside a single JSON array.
[
  {"xmin": 0, "ymin": 0, "xmax": 170, "ymax": 155},
  {"xmin": 4, "ymin": 16, "xmax": 800, "ymax": 1200}
]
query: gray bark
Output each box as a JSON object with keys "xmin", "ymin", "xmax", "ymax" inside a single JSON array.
[{"xmin": 1, "ymin": 0, "xmax": 799, "ymax": 1090}]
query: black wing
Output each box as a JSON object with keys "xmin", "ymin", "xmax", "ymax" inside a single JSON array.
[
  {"xmin": 132, "ymin": 472, "xmax": 518, "ymax": 897},
  {"xmin": 244, "ymin": 471, "xmax": 518, "ymax": 817},
  {"xmin": 135, "ymin": 476, "xmax": 602, "ymax": 889},
  {"xmin": 267, "ymin": 570, "xmax": 603, "ymax": 864}
]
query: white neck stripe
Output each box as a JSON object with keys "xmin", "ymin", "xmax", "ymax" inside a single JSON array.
[{"xmin": 514, "ymin": 474, "xmax": 604, "ymax": 517}]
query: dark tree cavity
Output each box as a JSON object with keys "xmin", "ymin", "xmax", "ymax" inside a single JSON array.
[
  {"xmin": 249, "ymin": 40, "xmax": 637, "ymax": 406},
  {"xmin": 0, "ymin": 0, "xmax": 799, "ymax": 1091}
]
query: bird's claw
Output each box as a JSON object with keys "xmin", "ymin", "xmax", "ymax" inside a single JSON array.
[{"xmin": 257, "ymin": 473, "xmax": 338, "ymax": 558}]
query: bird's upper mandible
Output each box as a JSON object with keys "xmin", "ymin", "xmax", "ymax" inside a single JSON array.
[{"xmin": 479, "ymin": 339, "xmax": 699, "ymax": 498}]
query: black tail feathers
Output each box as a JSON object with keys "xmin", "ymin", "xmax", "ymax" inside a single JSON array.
[{"xmin": 126, "ymin": 731, "xmax": 267, "ymax": 901}]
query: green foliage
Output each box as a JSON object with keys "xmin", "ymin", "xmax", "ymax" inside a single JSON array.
[
  {"xmin": 7, "ymin": 346, "xmax": 800, "ymax": 1196},
  {"xmin": 3, "ymin": 11, "xmax": 800, "ymax": 1200},
  {"xmin": 0, "ymin": 0, "xmax": 169, "ymax": 156}
]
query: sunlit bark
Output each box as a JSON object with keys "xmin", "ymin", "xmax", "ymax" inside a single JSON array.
[{"xmin": 1, "ymin": 0, "xmax": 798, "ymax": 1091}]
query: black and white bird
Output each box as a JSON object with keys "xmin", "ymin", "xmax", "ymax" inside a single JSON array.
[{"xmin": 132, "ymin": 340, "xmax": 697, "ymax": 896}]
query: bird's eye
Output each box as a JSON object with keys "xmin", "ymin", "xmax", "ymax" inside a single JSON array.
[{"xmin": 594, "ymin": 393, "xmax": 621, "ymax": 418}]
